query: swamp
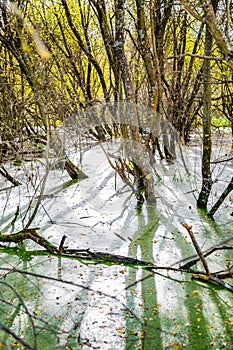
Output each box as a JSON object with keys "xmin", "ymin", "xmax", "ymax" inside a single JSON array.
[{"xmin": 0, "ymin": 1, "xmax": 233, "ymax": 349}]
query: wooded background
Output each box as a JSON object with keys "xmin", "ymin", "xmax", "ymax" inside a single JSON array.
[{"xmin": 0, "ymin": 0, "xmax": 232, "ymax": 208}]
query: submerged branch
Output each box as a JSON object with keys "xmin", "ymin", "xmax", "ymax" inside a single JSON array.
[
  {"xmin": 192, "ymin": 274, "xmax": 233, "ymax": 292},
  {"xmin": 0, "ymin": 228, "xmax": 232, "ymax": 293}
]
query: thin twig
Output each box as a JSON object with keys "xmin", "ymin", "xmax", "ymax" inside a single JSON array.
[
  {"xmin": 175, "ymin": 236, "xmax": 233, "ymax": 268},
  {"xmin": 182, "ymin": 222, "xmax": 210, "ymax": 275},
  {"xmin": 58, "ymin": 235, "xmax": 67, "ymax": 253},
  {"xmin": 0, "ymin": 323, "xmax": 34, "ymax": 350}
]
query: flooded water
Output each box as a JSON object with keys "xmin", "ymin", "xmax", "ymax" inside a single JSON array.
[{"xmin": 0, "ymin": 136, "xmax": 232, "ymax": 349}]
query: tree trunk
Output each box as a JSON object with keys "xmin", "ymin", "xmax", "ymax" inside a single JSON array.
[{"xmin": 197, "ymin": 25, "xmax": 213, "ymax": 209}]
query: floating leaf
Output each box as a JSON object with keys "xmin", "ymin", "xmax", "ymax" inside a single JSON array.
[
  {"xmin": 117, "ymin": 328, "xmax": 124, "ymax": 334},
  {"xmin": 33, "ymin": 309, "xmax": 40, "ymax": 315},
  {"xmin": 191, "ymin": 290, "xmax": 199, "ymax": 294},
  {"xmin": 173, "ymin": 323, "xmax": 180, "ymax": 328}
]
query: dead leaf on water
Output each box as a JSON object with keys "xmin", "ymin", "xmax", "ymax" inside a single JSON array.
[{"xmin": 173, "ymin": 343, "xmax": 182, "ymax": 350}]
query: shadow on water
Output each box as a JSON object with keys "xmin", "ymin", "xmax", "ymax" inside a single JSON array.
[
  {"xmin": 0, "ymin": 202, "xmax": 233, "ymax": 349},
  {"xmin": 183, "ymin": 209, "xmax": 233, "ymax": 349},
  {"xmin": 123, "ymin": 204, "xmax": 233, "ymax": 350},
  {"xmin": 171, "ymin": 208, "xmax": 233, "ymax": 350},
  {"xmin": 0, "ymin": 155, "xmax": 233, "ymax": 349},
  {"xmin": 125, "ymin": 205, "xmax": 162, "ymax": 350}
]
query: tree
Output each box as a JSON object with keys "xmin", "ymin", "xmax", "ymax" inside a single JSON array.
[{"xmin": 197, "ymin": 18, "xmax": 213, "ymax": 208}]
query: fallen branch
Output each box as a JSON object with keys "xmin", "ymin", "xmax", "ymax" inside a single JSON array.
[
  {"xmin": 214, "ymin": 271, "xmax": 233, "ymax": 279},
  {"xmin": 0, "ymin": 228, "xmax": 59, "ymax": 254},
  {"xmin": 192, "ymin": 273, "xmax": 233, "ymax": 292},
  {"xmin": 11, "ymin": 206, "xmax": 20, "ymax": 226},
  {"xmin": 182, "ymin": 245, "xmax": 233, "ymax": 270},
  {"xmin": 180, "ymin": 222, "xmax": 233, "ymax": 292},
  {"xmin": 208, "ymin": 176, "xmax": 233, "ymax": 217},
  {"xmin": 62, "ymin": 248, "xmax": 154, "ymax": 266},
  {"xmin": 0, "ymin": 229, "xmax": 151, "ymax": 266},
  {"xmin": 64, "ymin": 157, "xmax": 88, "ymax": 180},
  {"xmin": 180, "ymin": 242, "xmax": 233, "ymax": 269},
  {"xmin": 0, "ymin": 166, "xmax": 21, "ymax": 186},
  {"xmin": 181, "ymin": 222, "xmax": 210, "ymax": 275},
  {"xmin": 211, "ymin": 154, "xmax": 233, "ymax": 164},
  {"xmin": 0, "ymin": 228, "xmax": 232, "ymax": 293}
]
